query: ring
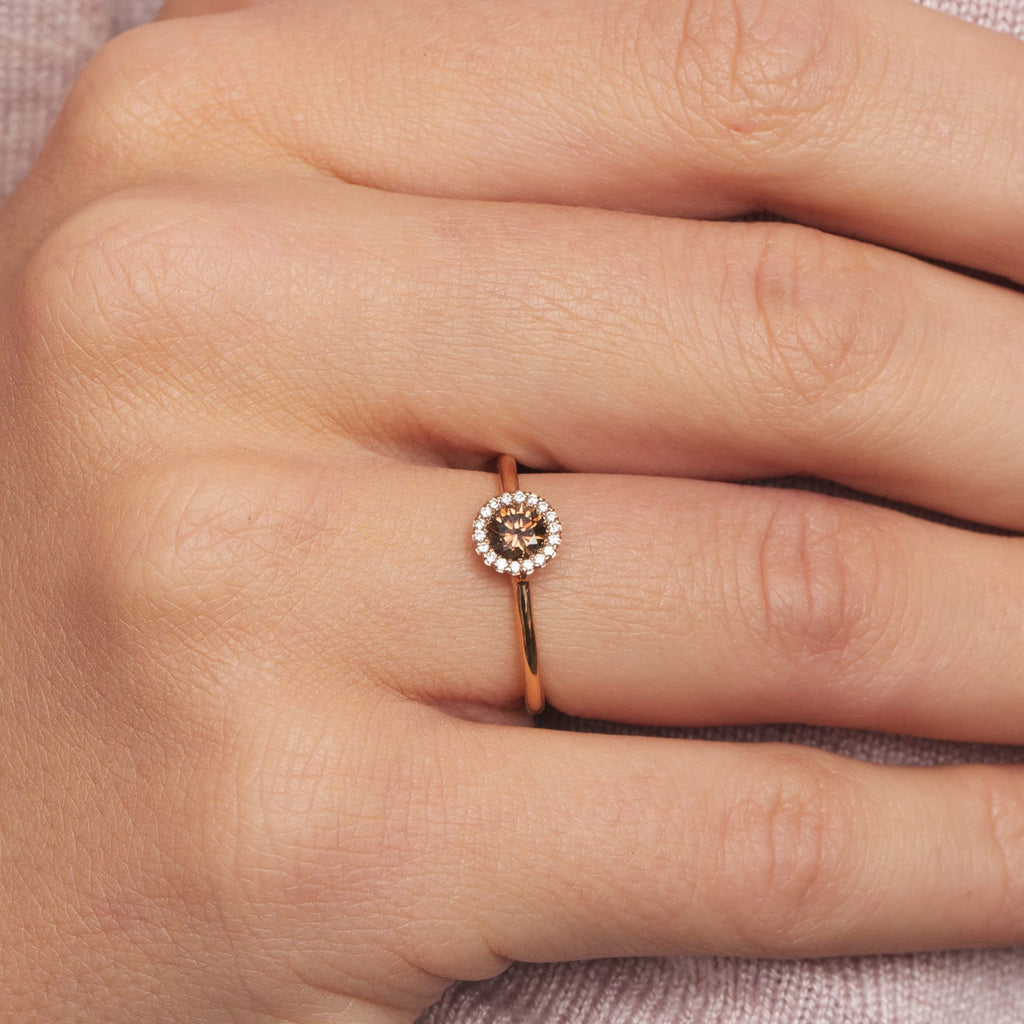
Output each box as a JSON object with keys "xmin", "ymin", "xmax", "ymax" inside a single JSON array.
[{"xmin": 472, "ymin": 454, "xmax": 562, "ymax": 714}]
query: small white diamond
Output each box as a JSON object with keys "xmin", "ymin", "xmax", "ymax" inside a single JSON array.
[
  {"xmin": 549, "ymin": 522, "xmax": 561, "ymax": 534},
  {"xmin": 474, "ymin": 516, "xmax": 486, "ymax": 529},
  {"xmin": 476, "ymin": 542, "xmax": 489, "ymax": 554},
  {"xmin": 543, "ymin": 545, "xmax": 555, "ymax": 557},
  {"xmin": 545, "ymin": 510, "xmax": 558, "ymax": 522},
  {"xmin": 495, "ymin": 557, "xmax": 508, "ymax": 571},
  {"xmin": 509, "ymin": 561, "xmax": 521, "ymax": 574},
  {"xmin": 513, "ymin": 490, "xmax": 525, "ymax": 503},
  {"xmin": 533, "ymin": 554, "xmax": 546, "ymax": 567},
  {"xmin": 488, "ymin": 498, "xmax": 500, "ymax": 511},
  {"xmin": 522, "ymin": 559, "xmax": 534, "ymax": 572},
  {"xmin": 473, "ymin": 530, "xmax": 486, "ymax": 542},
  {"xmin": 538, "ymin": 501, "xmax": 549, "ymax": 513},
  {"xmin": 501, "ymin": 493, "xmax": 513, "ymax": 506},
  {"xmin": 484, "ymin": 551, "xmax": 497, "ymax": 565},
  {"xmin": 527, "ymin": 493, "xmax": 539, "ymax": 507},
  {"xmin": 550, "ymin": 534, "xmax": 561, "ymax": 546}
]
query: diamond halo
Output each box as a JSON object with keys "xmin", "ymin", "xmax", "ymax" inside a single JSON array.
[{"xmin": 473, "ymin": 491, "xmax": 561, "ymax": 575}]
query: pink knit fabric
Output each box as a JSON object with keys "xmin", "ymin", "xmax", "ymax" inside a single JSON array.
[{"xmin": 1, "ymin": 1, "xmax": 1021, "ymax": 1021}]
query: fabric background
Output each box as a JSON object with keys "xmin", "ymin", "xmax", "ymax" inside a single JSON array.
[{"xmin": 1, "ymin": 0, "xmax": 1022, "ymax": 1021}]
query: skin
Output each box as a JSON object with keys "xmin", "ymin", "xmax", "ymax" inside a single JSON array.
[{"xmin": 1, "ymin": 0, "xmax": 1024, "ymax": 1019}]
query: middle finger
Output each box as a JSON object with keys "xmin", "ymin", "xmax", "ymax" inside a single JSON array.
[{"xmin": 59, "ymin": 181, "xmax": 1024, "ymax": 531}]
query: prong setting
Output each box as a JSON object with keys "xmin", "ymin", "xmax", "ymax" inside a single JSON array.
[{"xmin": 473, "ymin": 492, "xmax": 561, "ymax": 576}]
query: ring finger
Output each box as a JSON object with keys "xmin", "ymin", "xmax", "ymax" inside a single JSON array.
[{"xmin": 101, "ymin": 456, "xmax": 1024, "ymax": 743}]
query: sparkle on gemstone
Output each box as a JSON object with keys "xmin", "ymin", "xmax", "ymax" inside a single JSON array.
[
  {"xmin": 485, "ymin": 500, "xmax": 550, "ymax": 563},
  {"xmin": 475, "ymin": 491, "xmax": 561, "ymax": 575}
]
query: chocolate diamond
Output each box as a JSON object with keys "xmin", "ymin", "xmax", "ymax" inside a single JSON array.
[{"xmin": 486, "ymin": 502, "xmax": 549, "ymax": 562}]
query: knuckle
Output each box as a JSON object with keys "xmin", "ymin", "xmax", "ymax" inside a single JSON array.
[
  {"xmin": 968, "ymin": 770, "xmax": 1024, "ymax": 929},
  {"xmin": 15, "ymin": 192, "xmax": 257, "ymax": 404},
  {"xmin": 52, "ymin": 24, "xmax": 202, "ymax": 172},
  {"xmin": 717, "ymin": 749, "xmax": 861, "ymax": 953},
  {"xmin": 16, "ymin": 195, "xmax": 170, "ymax": 381},
  {"xmin": 47, "ymin": 20, "xmax": 248, "ymax": 182},
  {"xmin": 740, "ymin": 226, "xmax": 901, "ymax": 414},
  {"xmin": 741, "ymin": 495, "xmax": 891, "ymax": 675},
  {"xmin": 633, "ymin": 0, "xmax": 858, "ymax": 162},
  {"xmin": 90, "ymin": 458, "xmax": 330, "ymax": 639}
]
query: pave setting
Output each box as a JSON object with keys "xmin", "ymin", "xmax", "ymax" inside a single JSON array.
[{"xmin": 474, "ymin": 492, "xmax": 561, "ymax": 575}]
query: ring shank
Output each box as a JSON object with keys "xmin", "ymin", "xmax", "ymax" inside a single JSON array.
[
  {"xmin": 497, "ymin": 454, "xmax": 546, "ymax": 715},
  {"xmin": 497, "ymin": 453, "xmax": 519, "ymax": 494}
]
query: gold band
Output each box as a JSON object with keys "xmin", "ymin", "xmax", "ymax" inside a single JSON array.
[{"xmin": 497, "ymin": 454, "xmax": 545, "ymax": 714}]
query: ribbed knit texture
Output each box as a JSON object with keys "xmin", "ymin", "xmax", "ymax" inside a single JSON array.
[{"xmin": 1, "ymin": 1, "xmax": 1022, "ymax": 1021}]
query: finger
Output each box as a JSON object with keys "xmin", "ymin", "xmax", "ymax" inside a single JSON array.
[
  {"xmin": 426, "ymin": 727, "xmax": 1024, "ymax": 968},
  {"xmin": 159, "ymin": 0, "xmax": 268, "ymax": 18},
  {"xmin": 54, "ymin": 184, "xmax": 1024, "ymax": 531},
  {"xmin": 58, "ymin": 0, "xmax": 1024, "ymax": 283},
  {"xmin": 102, "ymin": 459, "xmax": 1024, "ymax": 744}
]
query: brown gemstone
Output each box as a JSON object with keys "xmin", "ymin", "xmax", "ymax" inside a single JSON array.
[{"xmin": 487, "ymin": 502, "xmax": 549, "ymax": 561}]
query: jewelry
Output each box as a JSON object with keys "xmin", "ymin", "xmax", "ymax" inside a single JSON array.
[{"xmin": 472, "ymin": 454, "xmax": 562, "ymax": 714}]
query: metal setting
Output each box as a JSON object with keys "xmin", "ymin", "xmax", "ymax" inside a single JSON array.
[{"xmin": 472, "ymin": 454, "xmax": 559, "ymax": 714}]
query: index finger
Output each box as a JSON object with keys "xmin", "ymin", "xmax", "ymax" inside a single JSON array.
[{"xmin": 60, "ymin": 0, "xmax": 1024, "ymax": 282}]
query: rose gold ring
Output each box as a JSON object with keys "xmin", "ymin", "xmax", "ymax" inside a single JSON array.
[{"xmin": 472, "ymin": 454, "xmax": 562, "ymax": 714}]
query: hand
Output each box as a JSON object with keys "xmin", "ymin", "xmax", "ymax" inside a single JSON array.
[{"xmin": 2, "ymin": 0, "xmax": 1023, "ymax": 1020}]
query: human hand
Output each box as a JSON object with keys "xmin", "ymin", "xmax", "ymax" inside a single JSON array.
[{"xmin": 2, "ymin": 0, "xmax": 1023, "ymax": 1020}]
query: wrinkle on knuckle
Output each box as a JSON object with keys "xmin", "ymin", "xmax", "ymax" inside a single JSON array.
[
  {"xmin": 734, "ymin": 226, "xmax": 901, "ymax": 427},
  {"xmin": 968, "ymin": 770, "xmax": 1024, "ymax": 930},
  {"xmin": 46, "ymin": 19, "xmax": 260, "ymax": 186},
  {"xmin": 51, "ymin": 23, "xmax": 207, "ymax": 176},
  {"xmin": 92, "ymin": 458, "xmax": 331, "ymax": 636},
  {"xmin": 740, "ymin": 495, "xmax": 890, "ymax": 681},
  {"xmin": 715, "ymin": 749, "xmax": 861, "ymax": 953},
  {"xmin": 13, "ymin": 192, "xmax": 285, "ymax": 452},
  {"xmin": 230, "ymin": 707, "xmax": 466, "ymax": 941},
  {"xmin": 633, "ymin": 0, "xmax": 858, "ymax": 163},
  {"xmin": 16, "ymin": 196, "xmax": 177, "ymax": 396}
]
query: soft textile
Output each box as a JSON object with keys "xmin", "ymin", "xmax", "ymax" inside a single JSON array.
[{"xmin": 1, "ymin": 1, "xmax": 1022, "ymax": 1021}]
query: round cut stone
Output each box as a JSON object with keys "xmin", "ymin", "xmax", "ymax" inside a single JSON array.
[{"xmin": 486, "ymin": 500, "xmax": 550, "ymax": 563}]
